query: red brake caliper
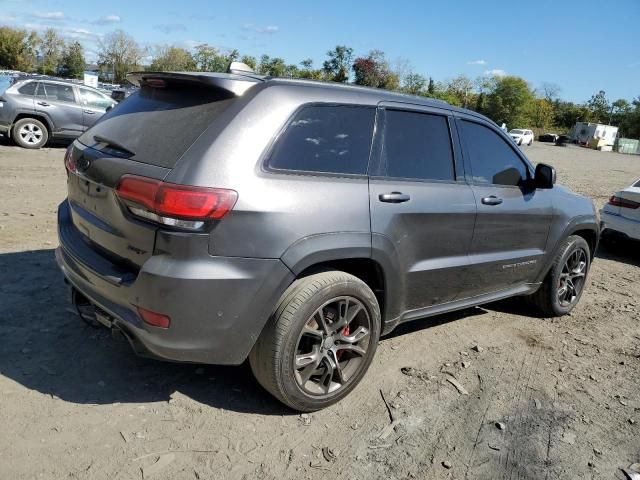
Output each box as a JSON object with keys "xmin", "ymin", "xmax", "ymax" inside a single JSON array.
[{"xmin": 336, "ymin": 325, "xmax": 349, "ymax": 360}]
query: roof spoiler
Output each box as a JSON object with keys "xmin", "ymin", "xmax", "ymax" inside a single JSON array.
[
  {"xmin": 126, "ymin": 71, "xmax": 264, "ymax": 96},
  {"xmin": 226, "ymin": 61, "xmax": 255, "ymax": 75}
]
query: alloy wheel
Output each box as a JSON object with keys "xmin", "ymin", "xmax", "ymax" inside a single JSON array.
[
  {"xmin": 18, "ymin": 123, "xmax": 43, "ymax": 145},
  {"xmin": 293, "ymin": 296, "xmax": 371, "ymax": 396},
  {"xmin": 557, "ymin": 248, "xmax": 587, "ymax": 307}
]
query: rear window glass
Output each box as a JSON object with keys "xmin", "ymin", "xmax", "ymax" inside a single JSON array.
[
  {"xmin": 78, "ymin": 85, "xmax": 235, "ymax": 168},
  {"xmin": 267, "ymin": 105, "xmax": 375, "ymax": 175},
  {"xmin": 634, "ymin": 179, "xmax": 640, "ymax": 187},
  {"xmin": 18, "ymin": 81, "xmax": 37, "ymax": 95}
]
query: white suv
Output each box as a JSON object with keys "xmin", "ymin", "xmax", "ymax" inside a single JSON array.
[{"xmin": 509, "ymin": 129, "xmax": 534, "ymax": 146}]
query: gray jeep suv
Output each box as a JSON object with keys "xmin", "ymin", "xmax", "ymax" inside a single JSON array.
[
  {"xmin": 56, "ymin": 70, "xmax": 599, "ymax": 411},
  {"xmin": 0, "ymin": 76, "xmax": 116, "ymax": 148}
]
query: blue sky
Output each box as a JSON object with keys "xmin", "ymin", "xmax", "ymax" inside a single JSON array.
[{"xmin": 1, "ymin": 0, "xmax": 638, "ymax": 102}]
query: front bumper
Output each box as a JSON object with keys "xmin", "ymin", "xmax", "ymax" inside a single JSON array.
[
  {"xmin": 56, "ymin": 200, "xmax": 294, "ymax": 365},
  {"xmin": 600, "ymin": 210, "xmax": 640, "ymax": 241}
]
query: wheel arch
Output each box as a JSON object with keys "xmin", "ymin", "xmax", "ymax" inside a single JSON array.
[
  {"xmin": 11, "ymin": 113, "xmax": 53, "ymax": 138},
  {"xmin": 280, "ymin": 232, "xmax": 392, "ymax": 331},
  {"xmin": 535, "ymin": 217, "xmax": 599, "ymax": 283}
]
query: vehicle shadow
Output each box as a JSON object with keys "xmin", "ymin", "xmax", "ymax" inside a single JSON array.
[
  {"xmin": 0, "ymin": 248, "xmax": 289, "ymax": 416},
  {"xmin": 595, "ymin": 237, "xmax": 640, "ymax": 268},
  {"xmin": 0, "ymin": 133, "xmax": 71, "ymax": 149},
  {"xmin": 382, "ymin": 306, "xmax": 489, "ymax": 340}
]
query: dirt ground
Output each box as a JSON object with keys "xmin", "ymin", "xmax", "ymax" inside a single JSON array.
[{"xmin": 0, "ymin": 138, "xmax": 639, "ymax": 480}]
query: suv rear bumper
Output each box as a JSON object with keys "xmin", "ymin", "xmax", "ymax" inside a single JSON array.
[{"xmin": 56, "ymin": 200, "xmax": 294, "ymax": 365}]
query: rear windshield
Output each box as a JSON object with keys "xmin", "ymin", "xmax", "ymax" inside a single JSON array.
[
  {"xmin": 634, "ymin": 179, "xmax": 640, "ymax": 188},
  {"xmin": 78, "ymin": 85, "xmax": 235, "ymax": 168},
  {"xmin": 0, "ymin": 76, "xmax": 14, "ymax": 95}
]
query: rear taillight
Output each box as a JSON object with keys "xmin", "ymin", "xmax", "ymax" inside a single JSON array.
[
  {"xmin": 137, "ymin": 306, "xmax": 171, "ymax": 329},
  {"xmin": 115, "ymin": 174, "xmax": 237, "ymax": 230},
  {"xmin": 608, "ymin": 195, "xmax": 640, "ymax": 209},
  {"xmin": 64, "ymin": 146, "xmax": 75, "ymax": 173}
]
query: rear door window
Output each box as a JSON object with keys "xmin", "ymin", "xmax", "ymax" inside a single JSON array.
[
  {"xmin": 267, "ymin": 105, "xmax": 375, "ymax": 175},
  {"xmin": 460, "ymin": 120, "xmax": 529, "ymax": 187},
  {"xmin": 38, "ymin": 82, "xmax": 77, "ymax": 103},
  {"xmin": 77, "ymin": 85, "xmax": 236, "ymax": 168},
  {"xmin": 380, "ymin": 109, "xmax": 455, "ymax": 181}
]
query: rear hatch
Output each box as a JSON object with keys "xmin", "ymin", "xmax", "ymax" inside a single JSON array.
[{"xmin": 65, "ymin": 72, "xmax": 261, "ymax": 269}]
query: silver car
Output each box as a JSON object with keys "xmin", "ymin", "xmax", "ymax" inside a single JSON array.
[{"xmin": 0, "ymin": 76, "xmax": 116, "ymax": 148}]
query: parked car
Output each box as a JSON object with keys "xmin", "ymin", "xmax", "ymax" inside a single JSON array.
[
  {"xmin": 0, "ymin": 76, "xmax": 116, "ymax": 148},
  {"xmin": 509, "ymin": 129, "xmax": 534, "ymax": 146},
  {"xmin": 56, "ymin": 70, "xmax": 599, "ymax": 411},
  {"xmin": 110, "ymin": 86, "xmax": 137, "ymax": 102},
  {"xmin": 538, "ymin": 133, "xmax": 559, "ymax": 143},
  {"xmin": 555, "ymin": 134, "xmax": 573, "ymax": 147},
  {"xmin": 600, "ymin": 178, "xmax": 640, "ymax": 242}
]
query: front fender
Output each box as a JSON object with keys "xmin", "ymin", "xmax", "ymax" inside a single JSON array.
[{"xmin": 535, "ymin": 214, "xmax": 599, "ymax": 283}]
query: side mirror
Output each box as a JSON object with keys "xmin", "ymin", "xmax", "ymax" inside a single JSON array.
[{"xmin": 534, "ymin": 163, "xmax": 556, "ymax": 189}]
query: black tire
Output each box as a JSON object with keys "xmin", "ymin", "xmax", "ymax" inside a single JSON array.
[
  {"xmin": 12, "ymin": 118, "xmax": 48, "ymax": 149},
  {"xmin": 528, "ymin": 235, "xmax": 590, "ymax": 316},
  {"xmin": 528, "ymin": 140, "xmax": 533, "ymax": 146},
  {"xmin": 249, "ymin": 271, "xmax": 381, "ymax": 412}
]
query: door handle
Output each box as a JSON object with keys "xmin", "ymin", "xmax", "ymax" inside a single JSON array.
[
  {"xmin": 481, "ymin": 195, "xmax": 503, "ymax": 206},
  {"xmin": 83, "ymin": 110, "xmax": 96, "ymax": 114},
  {"xmin": 37, "ymin": 101, "xmax": 50, "ymax": 107},
  {"xmin": 379, "ymin": 192, "xmax": 411, "ymax": 203}
]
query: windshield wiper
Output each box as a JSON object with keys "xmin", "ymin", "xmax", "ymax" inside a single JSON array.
[{"xmin": 93, "ymin": 134, "xmax": 136, "ymax": 157}]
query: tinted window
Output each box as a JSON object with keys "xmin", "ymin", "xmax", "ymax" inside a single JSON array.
[
  {"xmin": 461, "ymin": 120, "xmax": 528, "ymax": 186},
  {"xmin": 381, "ymin": 110, "xmax": 454, "ymax": 181},
  {"xmin": 18, "ymin": 82, "xmax": 37, "ymax": 95},
  {"xmin": 268, "ymin": 105, "xmax": 375, "ymax": 175},
  {"xmin": 39, "ymin": 82, "xmax": 76, "ymax": 103},
  {"xmin": 78, "ymin": 85, "xmax": 235, "ymax": 168}
]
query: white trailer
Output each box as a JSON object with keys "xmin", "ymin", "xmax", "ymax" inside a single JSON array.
[{"xmin": 572, "ymin": 122, "xmax": 618, "ymax": 147}]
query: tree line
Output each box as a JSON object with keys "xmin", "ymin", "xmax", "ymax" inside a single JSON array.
[{"xmin": 1, "ymin": 25, "xmax": 639, "ymax": 138}]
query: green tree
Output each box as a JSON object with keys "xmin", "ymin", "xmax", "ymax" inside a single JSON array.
[
  {"xmin": 240, "ymin": 55, "xmax": 257, "ymax": 70},
  {"xmin": 257, "ymin": 55, "xmax": 293, "ymax": 77},
  {"xmin": 58, "ymin": 41, "xmax": 85, "ymax": 78},
  {"xmin": 617, "ymin": 97, "xmax": 640, "ymax": 138},
  {"xmin": 352, "ymin": 50, "xmax": 399, "ymax": 90},
  {"xmin": 150, "ymin": 46, "xmax": 196, "ymax": 71},
  {"xmin": 298, "ymin": 58, "xmax": 323, "ymax": 80},
  {"xmin": 97, "ymin": 30, "xmax": 144, "ymax": 83},
  {"xmin": 485, "ymin": 75, "xmax": 536, "ymax": 127},
  {"xmin": 38, "ymin": 28, "xmax": 64, "ymax": 75},
  {"xmin": 474, "ymin": 92, "xmax": 486, "ymax": 113},
  {"xmin": 193, "ymin": 44, "xmax": 227, "ymax": 72},
  {"xmin": 403, "ymin": 72, "xmax": 427, "ymax": 95},
  {"xmin": 0, "ymin": 26, "xmax": 39, "ymax": 71},
  {"xmin": 532, "ymin": 98, "xmax": 554, "ymax": 129},
  {"xmin": 427, "ymin": 77, "xmax": 435, "ymax": 95},
  {"xmin": 322, "ymin": 45, "xmax": 353, "ymax": 82},
  {"xmin": 587, "ymin": 90, "xmax": 610, "ymax": 123},
  {"xmin": 446, "ymin": 75, "xmax": 474, "ymax": 108}
]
